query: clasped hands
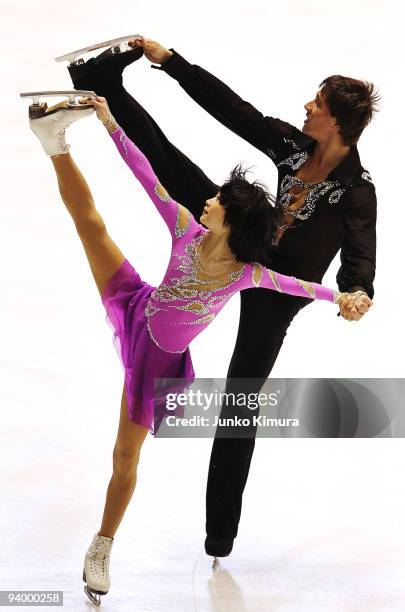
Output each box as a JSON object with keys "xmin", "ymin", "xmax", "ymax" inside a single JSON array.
[
  {"xmin": 338, "ymin": 291, "xmax": 373, "ymax": 321},
  {"xmin": 129, "ymin": 36, "xmax": 173, "ymax": 64}
]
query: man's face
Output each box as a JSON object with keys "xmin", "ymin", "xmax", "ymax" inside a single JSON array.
[{"xmin": 303, "ymin": 89, "xmax": 339, "ymax": 141}]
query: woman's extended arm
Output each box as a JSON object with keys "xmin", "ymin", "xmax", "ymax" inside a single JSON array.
[
  {"xmin": 84, "ymin": 95, "xmax": 197, "ymax": 242},
  {"xmin": 249, "ymin": 263, "xmax": 371, "ymax": 313}
]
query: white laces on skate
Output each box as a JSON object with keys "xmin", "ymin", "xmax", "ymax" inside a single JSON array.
[{"xmin": 87, "ymin": 537, "xmax": 112, "ymax": 580}]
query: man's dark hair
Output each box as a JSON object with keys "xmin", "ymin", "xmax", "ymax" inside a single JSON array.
[
  {"xmin": 218, "ymin": 164, "xmax": 282, "ymax": 268},
  {"xmin": 320, "ymin": 75, "xmax": 381, "ymax": 146}
]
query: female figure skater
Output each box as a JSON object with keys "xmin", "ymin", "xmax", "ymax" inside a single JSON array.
[{"xmin": 25, "ymin": 93, "xmax": 369, "ymax": 605}]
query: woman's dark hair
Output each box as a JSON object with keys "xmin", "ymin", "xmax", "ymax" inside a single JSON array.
[
  {"xmin": 218, "ymin": 163, "xmax": 282, "ymax": 268},
  {"xmin": 320, "ymin": 75, "xmax": 381, "ymax": 146}
]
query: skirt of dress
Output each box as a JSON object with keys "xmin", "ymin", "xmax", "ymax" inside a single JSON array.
[{"xmin": 101, "ymin": 259, "xmax": 195, "ymax": 435}]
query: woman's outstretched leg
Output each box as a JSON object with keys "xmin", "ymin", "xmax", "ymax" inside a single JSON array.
[
  {"xmin": 51, "ymin": 152, "xmax": 125, "ymax": 296},
  {"xmin": 98, "ymin": 383, "xmax": 149, "ymax": 538}
]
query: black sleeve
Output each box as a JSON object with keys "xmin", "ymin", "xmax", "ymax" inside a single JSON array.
[
  {"xmin": 154, "ymin": 49, "xmax": 301, "ymax": 164},
  {"xmin": 336, "ymin": 182, "xmax": 377, "ymax": 300}
]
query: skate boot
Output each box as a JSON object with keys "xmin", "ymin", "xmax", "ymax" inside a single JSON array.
[
  {"xmin": 20, "ymin": 91, "xmax": 96, "ymax": 155},
  {"xmin": 205, "ymin": 535, "xmax": 234, "ymax": 569},
  {"xmin": 56, "ymin": 35, "xmax": 144, "ymax": 92},
  {"xmin": 82, "ymin": 531, "xmax": 114, "ymax": 606}
]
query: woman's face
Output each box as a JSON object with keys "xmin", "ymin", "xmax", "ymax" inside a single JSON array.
[{"xmin": 200, "ymin": 192, "xmax": 227, "ymax": 232}]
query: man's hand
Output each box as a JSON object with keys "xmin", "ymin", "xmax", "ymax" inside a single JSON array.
[
  {"xmin": 338, "ymin": 291, "xmax": 373, "ymax": 321},
  {"xmin": 129, "ymin": 36, "xmax": 173, "ymax": 64}
]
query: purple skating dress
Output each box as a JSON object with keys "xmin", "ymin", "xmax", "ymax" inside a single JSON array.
[{"xmin": 101, "ymin": 127, "xmax": 340, "ymax": 435}]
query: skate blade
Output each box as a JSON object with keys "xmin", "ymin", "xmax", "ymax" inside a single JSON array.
[
  {"xmin": 212, "ymin": 556, "xmax": 221, "ymax": 570},
  {"xmin": 20, "ymin": 91, "xmax": 96, "ymax": 119},
  {"xmin": 20, "ymin": 90, "xmax": 97, "ymax": 105},
  {"xmin": 84, "ymin": 585, "xmax": 101, "ymax": 606},
  {"xmin": 55, "ymin": 34, "xmax": 143, "ymax": 64},
  {"xmin": 82, "ymin": 568, "xmax": 108, "ymax": 606}
]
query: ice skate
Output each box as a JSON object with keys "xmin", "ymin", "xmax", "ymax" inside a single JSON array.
[
  {"xmin": 55, "ymin": 35, "xmax": 143, "ymax": 66},
  {"xmin": 212, "ymin": 557, "xmax": 221, "ymax": 570},
  {"xmin": 59, "ymin": 36, "xmax": 145, "ymax": 92},
  {"xmin": 20, "ymin": 90, "xmax": 96, "ymax": 155},
  {"xmin": 205, "ymin": 534, "xmax": 234, "ymax": 569},
  {"xmin": 82, "ymin": 532, "xmax": 114, "ymax": 606}
]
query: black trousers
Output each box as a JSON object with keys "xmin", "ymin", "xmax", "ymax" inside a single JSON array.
[{"xmin": 69, "ymin": 65, "xmax": 310, "ymax": 539}]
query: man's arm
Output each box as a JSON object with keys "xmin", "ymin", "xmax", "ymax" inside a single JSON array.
[
  {"xmin": 336, "ymin": 183, "xmax": 377, "ymax": 304},
  {"xmin": 149, "ymin": 45, "xmax": 301, "ymax": 162}
]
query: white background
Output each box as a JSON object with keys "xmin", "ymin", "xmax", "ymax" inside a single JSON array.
[{"xmin": 1, "ymin": 1, "xmax": 404, "ymax": 610}]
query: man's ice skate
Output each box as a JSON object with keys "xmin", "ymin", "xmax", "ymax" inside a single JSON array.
[
  {"xmin": 212, "ymin": 556, "xmax": 221, "ymax": 570},
  {"xmin": 20, "ymin": 90, "xmax": 96, "ymax": 155},
  {"xmin": 59, "ymin": 37, "xmax": 145, "ymax": 93},
  {"xmin": 205, "ymin": 534, "xmax": 234, "ymax": 570},
  {"xmin": 82, "ymin": 532, "xmax": 114, "ymax": 606},
  {"xmin": 55, "ymin": 35, "xmax": 143, "ymax": 66}
]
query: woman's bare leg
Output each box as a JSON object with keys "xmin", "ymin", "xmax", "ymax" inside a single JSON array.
[
  {"xmin": 51, "ymin": 154, "xmax": 149, "ymax": 536},
  {"xmin": 98, "ymin": 384, "xmax": 149, "ymax": 538},
  {"xmin": 51, "ymin": 152, "xmax": 125, "ymax": 296}
]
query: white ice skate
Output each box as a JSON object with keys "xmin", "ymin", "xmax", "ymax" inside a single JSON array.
[
  {"xmin": 55, "ymin": 35, "xmax": 143, "ymax": 66},
  {"xmin": 20, "ymin": 90, "xmax": 96, "ymax": 155},
  {"xmin": 82, "ymin": 532, "xmax": 114, "ymax": 606}
]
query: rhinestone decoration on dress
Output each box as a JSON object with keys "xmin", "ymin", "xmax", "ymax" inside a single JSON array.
[
  {"xmin": 251, "ymin": 263, "xmax": 263, "ymax": 288},
  {"xmin": 144, "ymin": 231, "xmax": 247, "ymax": 352},
  {"xmin": 175, "ymin": 208, "xmax": 191, "ymax": 238},
  {"xmin": 295, "ymin": 278, "xmax": 316, "ymax": 298},
  {"xmin": 119, "ymin": 132, "xmax": 129, "ymax": 158},
  {"xmin": 154, "ymin": 181, "xmax": 171, "ymax": 202},
  {"xmin": 267, "ymin": 268, "xmax": 281, "ymax": 292}
]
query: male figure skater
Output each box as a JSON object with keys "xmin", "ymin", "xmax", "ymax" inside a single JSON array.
[{"xmin": 67, "ymin": 36, "xmax": 377, "ymax": 558}]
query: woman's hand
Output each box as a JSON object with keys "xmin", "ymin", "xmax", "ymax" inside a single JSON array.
[
  {"xmin": 79, "ymin": 95, "xmax": 119, "ymax": 133},
  {"xmin": 80, "ymin": 95, "xmax": 111, "ymax": 123},
  {"xmin": 338, "ymin": 291, "xmax": 373, "ymax": 321},
  {"xmin": 129, "ymin": 36, "xmax": 173, "ymax": 64}
]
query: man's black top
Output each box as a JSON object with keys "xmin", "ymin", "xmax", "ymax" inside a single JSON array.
[{"xmin": 153, "ymin": 49, "xmax": 377, "ymax": 301}]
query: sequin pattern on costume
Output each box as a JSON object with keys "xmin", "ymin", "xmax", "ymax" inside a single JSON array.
[
  {"xmin": 108, "ymin": 126, "xmax": 342, "ymax": 354},
  {"xmin": 143, "ymin": 230, "xmax": 248, "ymax": 351},
  {"xmin": 274, "ymin": 137, "xmax": 346, "ymax": 240},
  {"xmin": 154, "ymin": 181, "xmax": 171, "ymax": 202},
  {"xmin": 277, "ymin": 151, "xmax": 309, "ymax": 171},
  {"xmin": 361, "ymin": 170, "xmax": 373, "ymax": 183},
  {"xmin": 277, "ymin": 175, "xmax": 341, "ymax": 222}
]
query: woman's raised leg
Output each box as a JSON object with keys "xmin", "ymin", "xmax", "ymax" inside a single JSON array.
[
  {"xmin": 98, "ymin": 383, "xmax": 149, "ymax": 538},
  {"xmin": 51, "ymin": 152, "xmax": 125, "ymax": 296}
]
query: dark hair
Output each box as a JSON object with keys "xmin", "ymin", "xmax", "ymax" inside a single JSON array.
[
  {"xmin": 218, "ymin": 163, "xmax": 282, "ymax": 267},
  {"xmin": 320, "ymin": 75, "xmax": 381, "ymax": 146}
]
